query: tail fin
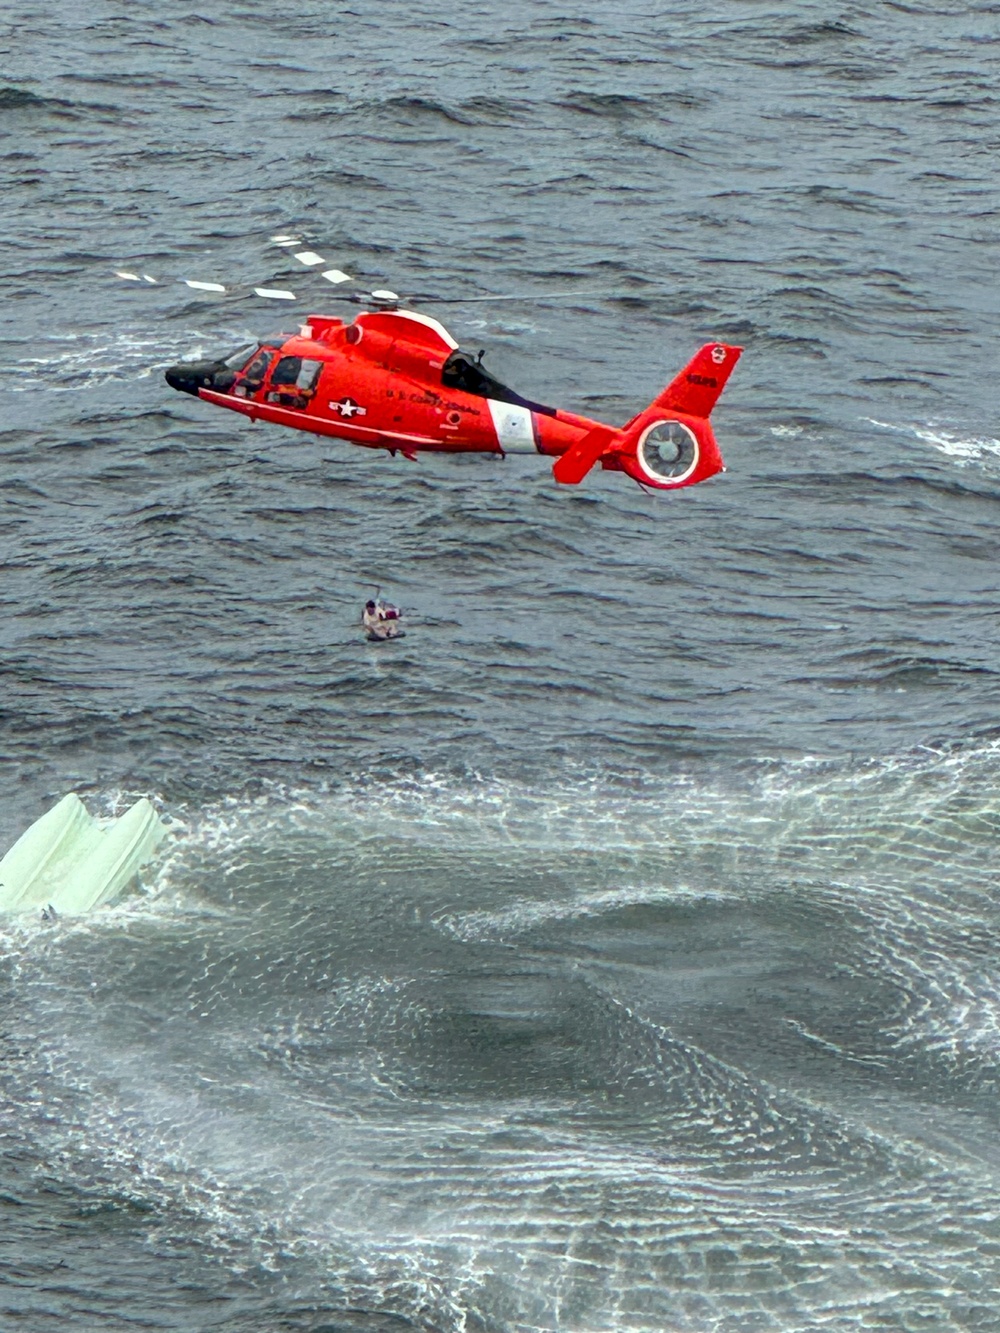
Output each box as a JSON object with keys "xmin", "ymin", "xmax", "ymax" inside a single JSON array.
[{"xmin": 653, "ymin": 342, "xmax": 742, "ymax": 419}]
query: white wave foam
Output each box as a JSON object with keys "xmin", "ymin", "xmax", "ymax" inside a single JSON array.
[
  {"xmin": 0, "ymin": 326, "xmax": 258, "ymax": 393},
  {"xmin": 818, "ymin": 876, "xmax": 1000, "ymax": 1070},
  {"xmin": 865, "ymin": 417, "xmax": 1000, "ymax": 467},
  {"xmin": 437, "ymin": 881, "xmax": 735, "ymax": 942},
  {"xmin": 51, "ymin": 739, "xmax": 1000, "ymax": 918}
]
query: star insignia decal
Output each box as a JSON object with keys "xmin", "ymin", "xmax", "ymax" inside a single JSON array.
[{"xmin": 330, "ymin": 397, "xmax": 367, "ymax": 418}]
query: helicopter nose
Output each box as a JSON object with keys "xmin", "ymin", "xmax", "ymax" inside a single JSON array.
[
  {"xmin": 164, "ymin": 359, "xmax": 236, "ymax": 396},
  {"xmin": 164, "ymin": 363, "xmax": 202, "ymax": 395}
]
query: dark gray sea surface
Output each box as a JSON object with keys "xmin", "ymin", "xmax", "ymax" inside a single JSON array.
[{"xmin": 2, "ymin": 2, "xmax": 1000, "ymax": 1330}]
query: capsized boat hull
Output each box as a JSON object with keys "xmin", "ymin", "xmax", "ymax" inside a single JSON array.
[{"xmin": 0, "ymin": 794, "xmax": 167, "ymax": 915}]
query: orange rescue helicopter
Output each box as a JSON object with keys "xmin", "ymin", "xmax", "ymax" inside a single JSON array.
[{"xmin": 120, "ymin": 237, "xmax": 742, "ymax": 492}]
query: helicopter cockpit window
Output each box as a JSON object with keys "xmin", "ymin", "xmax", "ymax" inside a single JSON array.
[
  {"xmin": 237, "ymin": 349, "xmax": 274, "ymax": 394},
  {"xmin": 224, "ymin": 343, "xmax": 259, "ymax": 370},
  {"xmin": 267, "ymin": 355, "xmax": 323, "ymax": 408},
  {"xmin": 296, "ymin": 359, "xmax": 323, "ymax": 391},
  {"xmin": 270, "ymin": 356, "xmax": 322, "ymax": 390},
  {"xmin": 270, "ymin": 355, "xmax": 303, "ymax": 387}
]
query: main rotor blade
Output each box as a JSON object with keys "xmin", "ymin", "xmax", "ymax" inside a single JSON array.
[
  {"xmin": 115, "ymin": 270, "xmax": 303, "ymax": 300},
  {"xmin": 115, "ymin": 235, "xmax": 623, "ymax": 311},
  {"xmin": 112, "ymin": 236, "xmax": 358, "ymax": 304},
  {"xmin": 268, "ymin": 236, "xmax": 353, "ymax": 286}
]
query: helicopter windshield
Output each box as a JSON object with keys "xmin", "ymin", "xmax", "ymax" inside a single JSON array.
[{"xmin": 223, "ymin": 343, "xmax": 260, "ymax": 370}]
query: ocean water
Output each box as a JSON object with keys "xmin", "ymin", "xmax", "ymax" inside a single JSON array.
[{"xmin": 2, "ymin": 2, "xmax": 1000, "ymax": 1329}]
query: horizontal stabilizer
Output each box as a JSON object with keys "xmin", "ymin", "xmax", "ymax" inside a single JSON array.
[{"xmin": 552, "ymin": 425, "xmax": 619, "ymax": 485}]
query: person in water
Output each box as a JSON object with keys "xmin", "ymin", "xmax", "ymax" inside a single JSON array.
[{"xmin": 362, "ymin": 597, "xmax": 402, "ymax": 641}]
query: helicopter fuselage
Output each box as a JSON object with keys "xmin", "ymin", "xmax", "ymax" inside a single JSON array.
[{"xmin": 164, "ymin": 308, "xmax": 741, "ymax": 491}]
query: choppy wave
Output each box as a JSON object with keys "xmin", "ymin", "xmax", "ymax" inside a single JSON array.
[{"xmin": 0, "ymin": 85, "xmax": 75, "ymax": 114}]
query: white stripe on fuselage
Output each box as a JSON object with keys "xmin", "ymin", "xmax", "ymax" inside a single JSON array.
[{"xmin": 487, "ymin": 399, "xmax": 538, "ymax": 453}]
